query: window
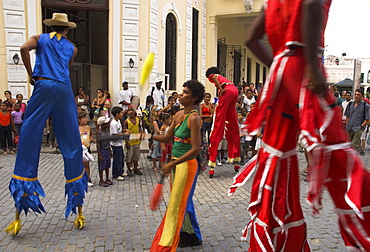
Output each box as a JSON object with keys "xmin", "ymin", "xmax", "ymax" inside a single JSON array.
[
  {"xmin": 255, "ymin": 62, "xmax": 260, "ymax": 84},
  {"xmin": 247, "ymin": 57, "xmax": 251, "ymax": 84},
  {"xmin": 192, "ymin": 8, "xmax": 199, "ymax": 80}
]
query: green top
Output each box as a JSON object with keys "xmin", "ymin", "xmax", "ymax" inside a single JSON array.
[{"xmin": 172, "ymin": 110, "xmax": 198, "ymax": 158}]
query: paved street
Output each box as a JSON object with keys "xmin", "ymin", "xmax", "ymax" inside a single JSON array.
[{"xmin": 0, "ymin": 145, "xmax": 369, "ymax": 251}]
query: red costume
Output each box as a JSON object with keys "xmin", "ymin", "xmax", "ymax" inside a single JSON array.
[
  {"xmin": 208, "ymin": 74, "xmax": 240, "ymax": 170},
  {"xmin": 229, "ymin": 0, "xmax": 370, "ymax": 251}
]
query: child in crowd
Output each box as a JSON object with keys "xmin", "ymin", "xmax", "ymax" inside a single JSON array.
[
  {"xmin": 143, "ymin": 96, "xmax": 154, "ymax": 159},
  {"xmin": 15, "ymin": 94, "xmax": 27, "ymax": 113},
  {"xmin": 150, "ymin": 105, "xmax": 163, "ymax": 172},
  {"xmin": 170, "ymin": 105, "xmax": 181, "ymax": 116},
  {"xmin": 172, "ymin": 91, "xmax": 180, "ymax": 106},
  {"xmin": 11, "ymin": 103, "xmax": 23, "ymax": 136},
  {"xmin": 124, "ymin": 106, "xmax": 144, "ymax": 176},
  {"xmin": 78, "ymin": 110, "xmax": 94, "ymax": 187},
  {"xmin": 159, "ymin": 96, "xmax": 176, "ymax": 114},
  {"xmin": 3, "ymin": 90, "xmax": 15, "ymax": 111},
  {"xmin": 103, "ymin": 91, "xmax": 111, "ymax": 118},
  {"xmin": 209, "ymin": 133, "xmax": 227, "ymax": 178},
  {"xmin": 238, "ymin": 111, "xmax": 247, "ymax": 164},
  {"xmin": 110, "ymin": 106, "xmax": 130, "ymax": 180},
  {"xmin": 0, "ymin": 102, "xmax": 16, "ymax": 155},
  {"xmin": 217, "ymin": 137, "xmax": 228, "ymax": 166},
  {"xmin": 160, "ymin": 113, "xmax": 172, "ymax": 164},
  {"xmin": 96, "ymin": 117, "xmax": 112, "ymax": 187}
]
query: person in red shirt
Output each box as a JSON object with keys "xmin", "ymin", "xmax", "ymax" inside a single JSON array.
[
  {"xmin": 206, "ymin": 67, "xmax": 241, "ymax": 177},
  {"xmin": 0, "ymin": 102, "xmax": 16, "ymax": 154}
]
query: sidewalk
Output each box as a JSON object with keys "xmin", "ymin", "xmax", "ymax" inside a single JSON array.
[{"xmin": 1, "ymin": 146, "xmax": 367, "ymax": 251}]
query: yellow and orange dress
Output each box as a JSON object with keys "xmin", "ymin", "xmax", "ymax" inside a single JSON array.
[{"xmin": 150, "ymin": 110, "xmax": 202, "ymax": 251}]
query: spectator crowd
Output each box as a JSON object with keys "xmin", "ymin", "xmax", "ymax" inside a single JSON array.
[{"xmin": 2, "ymin": 80, "xmax": 369, "ymax": 186}]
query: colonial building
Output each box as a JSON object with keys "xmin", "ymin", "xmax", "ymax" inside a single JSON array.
[{"xmin": 0, "ymin": 0, "xmax": 268, "ymax": 106}]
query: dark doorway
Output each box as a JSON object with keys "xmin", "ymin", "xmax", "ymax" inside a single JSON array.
[
  {"xmin": 217, "ymin": 37, "xmax": 243, "ymax": 85},
  {"xmin": 165, "ymin": 13, "xmax": 177, "ymax": 91},
  {"xmin": 41, "ymin": 1, "xmax": 108, "ymax": 99}
]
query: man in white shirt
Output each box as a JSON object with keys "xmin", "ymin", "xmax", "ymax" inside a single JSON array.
[
  {"xmin": 341, "ymin": 91, "xmax": 352, "ymax": 124},
  {"xmin": 119, "ymin": 81, "xmax": 133, "ymax": 110},
  {"xmin": 243, "ymin": 89, "xmax": 256, "ymax": 112},
  {"xmin": 147, "ymin": 78, "xmax": 164, "ymax": 107}
]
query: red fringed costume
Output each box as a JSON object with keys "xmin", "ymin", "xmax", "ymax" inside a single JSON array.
[{"xmin": 229, "ymin": 0, "xmax": 370, "ymax": 251}]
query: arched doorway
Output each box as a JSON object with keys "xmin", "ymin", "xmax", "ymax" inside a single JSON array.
[{"xmin": 165, "ymin": 13, "xmax": 177, "ymax": 91}]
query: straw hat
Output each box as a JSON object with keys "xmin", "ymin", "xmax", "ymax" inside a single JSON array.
[{"xmin": 43, "ymin": 13, "xmax": 76, "ymax": 29}]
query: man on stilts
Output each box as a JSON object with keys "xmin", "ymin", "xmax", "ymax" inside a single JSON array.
[
  {"xmin": 6, "ymin": 13, "xmax": 87, "ymax": 235},
  {"xmin": 229, "ymin": 0, "xmax": 370, "ymax": 251}
]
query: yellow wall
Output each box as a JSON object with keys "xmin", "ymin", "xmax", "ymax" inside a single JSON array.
[
  {"xmin": 205, "ymin": 0, "xmax": 268, "ymax": 93},
  {"xmin": 0, "ymin": 0, "xmax": 7, "ymax": 94},
  {"xmin": 217, "ymin": 16, "xmax": 269, "ymax": 84}
]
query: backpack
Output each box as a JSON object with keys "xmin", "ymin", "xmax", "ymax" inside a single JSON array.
[
  {"xmin": 151, "ymin": 86, "xmax": 165, "ymax": 106},
  {"xmin": 142, "ymin": 105, "xmax": 153, "ymax": 133}
]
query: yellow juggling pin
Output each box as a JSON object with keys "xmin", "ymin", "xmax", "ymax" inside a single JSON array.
[{"xmin": 139, "ymin": 52, "xmax": 155, "ymax": 87}]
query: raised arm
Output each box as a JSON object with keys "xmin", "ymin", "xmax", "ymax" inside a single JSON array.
[
  {"xmin": 302, "ymin": 0, "xmax": 326, "ymax": 94},
  {"xmin": 245, "ymin": 11, "xmax": 273, "ymax": 67},
  {"xmin": 20, "ymin": 35, "xmax": 39, "ymax": 85}
]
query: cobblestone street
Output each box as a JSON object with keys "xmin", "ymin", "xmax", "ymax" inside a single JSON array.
[{"xmin": 1, "ymin": 145, "xmax": 368, "ymax": 251}]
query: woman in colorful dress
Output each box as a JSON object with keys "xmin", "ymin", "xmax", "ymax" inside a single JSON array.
[
  {"xmin": 150, "ymin": 79, "xmax": 204, "ymax": 251},
  {"xmin": 206, "ymin": 67, "xmax": 241, "ymax": 177}
]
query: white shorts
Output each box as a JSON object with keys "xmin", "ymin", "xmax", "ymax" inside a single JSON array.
[
  {"xmin": 218, "ymin": 138, "xmax": 228, "ymax": 151},
  {"xmin": 361, "ymin": 128, "xmax": 368, "ymax": 140}
]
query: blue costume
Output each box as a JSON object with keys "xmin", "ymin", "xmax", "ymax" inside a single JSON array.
[{"xmin": 7, "ymin": 32, "xmax": 87, "ymax": 234}]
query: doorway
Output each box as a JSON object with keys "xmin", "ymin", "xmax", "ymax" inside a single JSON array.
[{"xmin": 41, "ymin": 1, "xmax": 108, "ymax": 100}]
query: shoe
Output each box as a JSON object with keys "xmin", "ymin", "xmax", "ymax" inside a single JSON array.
[
  {"xmin": 234, "ymin": 165, "xmax": 240, "ymax": 173},
  {"xmin": 153, "ymin": 167, "xmax": 160, "ymax": 173},
  {"xmin": 106, "ymin": 179, "xmax": 113, "ymax": 185},
  {"xmin": 10, "ymin": 150, "xmax": 15, "ymax": 155},
  {"xmin": 88, "ymin": 182, "xmax": 94, "ymax": 187},
  {"xmin": 99, "ymin": 181, "xmax": 108, "ymax": 187},
  {"xmin": 359, "ymin": 150, "xmax": 365, "ymax": 156},
  {"xmin": 217, "ymin": 159, "xmax": 222, "ymax": 166},
  {"xmin": 134, "ymin": 169, "xmax": 143, "ymax": 175},
  {"xmin": 209, "ymin": 169, "xmax": 214, "ymax": 178},
  {"xmin": 114, "ymin": 176, "xmax": 125, "ymax": 181},
  {"xmin": 127, "ymin": 169, "xmax": 134, "ymax": 177},
  {"xmin": 49, "ymin": 144, "xmax": 53, "ymax": 149},
  {"xmin": 122, "ymin": 172, "xmax": 128, "ymax": 177},
  {"xmin": 3, "ymin": 151, "xmax": 7, "ymax": 156}
]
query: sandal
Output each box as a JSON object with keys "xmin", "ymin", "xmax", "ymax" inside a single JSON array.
[
  {"xmin": 153, "ymin": 167, "xmax": 160, "ymax": 173},
  {"xmin": 99, "ymin": 181, "xmax": 108, "ymax": 187},
  {"xmin": 106, "ymin": 179, "xmax": 113, "ymax": 185}
]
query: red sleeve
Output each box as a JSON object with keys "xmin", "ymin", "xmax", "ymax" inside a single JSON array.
[{"xmin": 207, "ymin": 74, "xmax": 215, "ymax": 84}]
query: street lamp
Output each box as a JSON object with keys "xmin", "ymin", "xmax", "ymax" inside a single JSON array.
[
  {"xmin": 13, "ymin": 53, "xmax": 19, "ymax": 65},
  {"xmin": 129, "ymin": 58, "xmax": 134, "ymax": 69}
]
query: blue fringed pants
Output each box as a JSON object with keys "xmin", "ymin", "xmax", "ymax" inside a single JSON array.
[{"xmin": 9, "ymin": 79, "xmax": 87, "ymax": 217}]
